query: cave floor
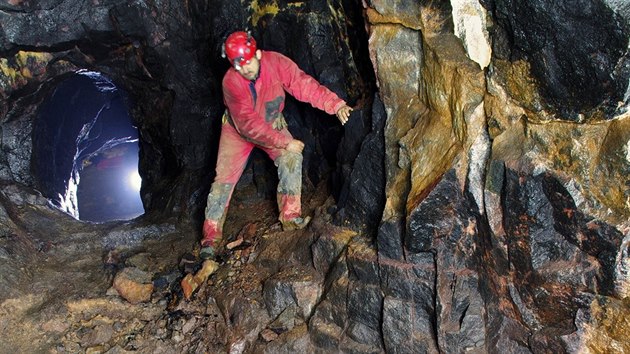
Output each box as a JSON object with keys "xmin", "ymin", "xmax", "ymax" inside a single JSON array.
[{"xmin": 0, "ymin": 182, "xmax": 335, "ymax": 353}]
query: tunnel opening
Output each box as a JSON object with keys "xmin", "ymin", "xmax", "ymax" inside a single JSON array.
[{"xmin": 32, "ymin": 70, "xmax": 144, "ymax": 222}]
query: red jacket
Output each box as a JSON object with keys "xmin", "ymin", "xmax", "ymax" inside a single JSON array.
[{"xmin": 222, "ymin": 50, "xmax": 346, "ymax": 149}]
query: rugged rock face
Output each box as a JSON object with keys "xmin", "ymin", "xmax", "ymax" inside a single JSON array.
[
  {"xmin": 1, "ymin": 0, "xmax": 630, "ymax": 353},
  {"xmin": 358, "ymin": 0, "xmax": 629, "ymax": 352},
  {"xmin": 491, "ymin": 0, "xmax": 628, "ymax": 119}
]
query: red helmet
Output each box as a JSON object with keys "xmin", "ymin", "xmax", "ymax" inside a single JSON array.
[{"xmin": 223, "ymin": 31, "xmax": 257, "ymax": 68}]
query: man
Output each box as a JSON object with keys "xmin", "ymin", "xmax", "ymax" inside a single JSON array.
[{"xmin": 200, "ymin": 31, "xmax": 353, "ymax": 260}]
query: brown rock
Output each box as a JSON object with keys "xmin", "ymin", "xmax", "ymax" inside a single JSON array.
[
  {"xmin": 112, "ymin": 267, "xmax": 154, "ymax": 304},
  {"xmin": 226, "ymin": 237, "xmax": 244, "ymax": 250},
  {"xmin": 579, "ymin": 296, "xmax": 630, "ymax": 353},
  {"xmin": 125, "ymin": 252, "xmax": 154, "ymax": 272},
  {"xmin": 260, "ymin": 328, "xmax": 279, "ymax": 342},
  {"xmin": 41, "ymin": 318, "xmax": 70, "ymax": 333},
  {"xmin": 65, "ymin": 298, "xmax": 164, "ymax": 321},
  {"xmin": 181, "ymin": 317, "xmax": 197, "ymax": 335},
  {"xmin": 104, "ymin": 346, "xmax": 134, "ymax": 354}
]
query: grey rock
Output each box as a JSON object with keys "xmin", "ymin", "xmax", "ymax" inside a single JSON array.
[
  {"xmin": 263, "ymin": 265, "xmax": 323, "ymax": 320},
  {"xmin": 80, "ymin": 324, "xmax": 114, "ymax": 347}
]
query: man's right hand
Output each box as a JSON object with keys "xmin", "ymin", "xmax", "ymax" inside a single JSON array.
[
  {"xmin": 286, "ymin": 139, "xmax": 304, "ymax": 153},
  {"xmin": 336, "ymin": 104, "xmax": 353, "ymax": 125}
]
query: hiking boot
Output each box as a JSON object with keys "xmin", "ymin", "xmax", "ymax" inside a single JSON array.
[{"xmin": 282, "ymin": 216, "xmax": 311, "ymax": 231}]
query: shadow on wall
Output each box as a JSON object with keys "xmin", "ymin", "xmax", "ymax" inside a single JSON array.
[{"xmin": 32, "ymin": 70, "xmax": 144, "ymax": 222}]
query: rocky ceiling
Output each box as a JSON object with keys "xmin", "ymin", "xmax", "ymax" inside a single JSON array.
[{"xmin": 1, "ymin": 0, "xmax": 630, "ymax": 353}]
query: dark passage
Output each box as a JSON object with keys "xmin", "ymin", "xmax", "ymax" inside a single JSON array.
[{"xmin": 32, "ymin": 70, "xmax": 144, "ymax": 222}]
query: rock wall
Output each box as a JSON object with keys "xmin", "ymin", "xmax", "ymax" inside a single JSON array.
[
  {"xmin": 0, "ymin": 0, "xmax": 376, "ymax": 220},
  {"xmin": 306, "ymin": 0, "xmax": 630, "ymax": 352},
  {"xmin": 0, "ymin": 0, "xmax": 225, "ymax": 217}
]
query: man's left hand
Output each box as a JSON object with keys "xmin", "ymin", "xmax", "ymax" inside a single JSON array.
[
  {"xmin": 336, "ymin": 105, "xmax": 353, "ymax": 125},
  {"xmin": 286, "ymin": 139, "xmax": 305, "ymax": 153}
]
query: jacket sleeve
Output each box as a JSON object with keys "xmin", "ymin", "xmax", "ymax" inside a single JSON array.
[
  {"xmin": 274, "ymin": 53, "xmax": 346, "ymax": 115},
  {"xmin": 223, "ymin": 75, "xmax": 292, "ymax": 149}
]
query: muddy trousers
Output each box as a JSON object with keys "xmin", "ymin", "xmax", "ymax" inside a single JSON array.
[{"xmin": 201, "ymin": 123, "xmax": 303, "ymax": 249}]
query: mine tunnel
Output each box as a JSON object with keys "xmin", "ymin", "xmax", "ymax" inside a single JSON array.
[
  {"xmin": 32, "ymin": 70, "xmax": 144, "ymax": 222},
  {"xmin": 1, "ymin": 0, "xmax": 630, "ymax": 353}
]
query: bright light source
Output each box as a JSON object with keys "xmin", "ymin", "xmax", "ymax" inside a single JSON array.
[{"xmin": 128, "ymin": 170, "xmax": 142, "ymax": 192}]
